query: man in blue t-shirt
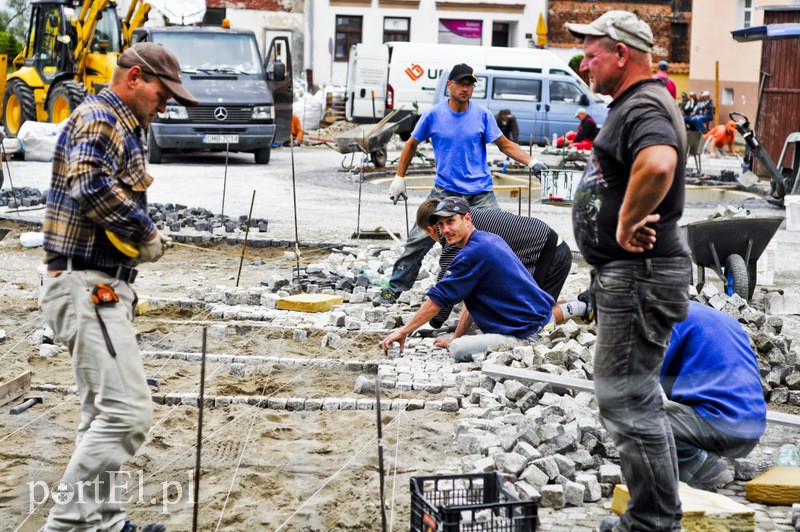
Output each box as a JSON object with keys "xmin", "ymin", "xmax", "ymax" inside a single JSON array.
[
  {"xmin": 380, "ymin": 197, "xmax": 555, "ymax": 362},
  {"xmin": 662, "ymin": 301, "xmax": 767, "ymax": 490},
  {"xmin": 374, "ymin": 63, "xmax": 548, "ymax": 306}
]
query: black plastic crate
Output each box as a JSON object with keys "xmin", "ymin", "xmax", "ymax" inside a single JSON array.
[{"xmin": 410, "ymin": 473, "xmax": 538, "ymax": 531}]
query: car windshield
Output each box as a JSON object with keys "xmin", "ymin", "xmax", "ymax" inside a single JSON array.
[{"xmin": 153, "ymin": 32, "xmax": 262, "ymax": 74}]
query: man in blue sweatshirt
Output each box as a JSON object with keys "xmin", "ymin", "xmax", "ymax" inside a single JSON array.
[
  {"xmin": 380, "ymin": 197, "xmax": 554, "ymax": 361},
  {"xmin": 662, "ymin": 301, "xmax": 767, "ymax": 489}
]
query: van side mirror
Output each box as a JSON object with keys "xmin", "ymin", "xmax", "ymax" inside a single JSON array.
[
  {"xmin": 579, "ymin": 94, "xmax": 590, "ymax": 106},
  {"xmin": 267, "ymin": 59, "xmax": 286, "ymax": 81}
]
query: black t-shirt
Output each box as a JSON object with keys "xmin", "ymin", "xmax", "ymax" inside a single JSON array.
[{"xmin": 572, "ymin": 79, "xmax": 689, "ymax": 266}]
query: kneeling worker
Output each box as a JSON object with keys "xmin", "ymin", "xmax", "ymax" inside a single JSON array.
[
  {"xmin": 381, "ymin": 197, "xmax": 555, "ymax": 361},
  {"xmin": 414, "ymin": 198, "xmax": 586, "ymax": 328},
  {"xmin": 662, "ymin": 301, "xmax": 766, "ymax": 489}
]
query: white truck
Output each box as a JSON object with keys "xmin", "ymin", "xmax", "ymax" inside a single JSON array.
[{"xmin": 345, "ymin": 42, "xmax": 597, "ymax": 140}]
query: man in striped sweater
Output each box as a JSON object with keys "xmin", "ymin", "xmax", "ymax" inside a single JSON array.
[{"xmin": 415, "ymin": 198, "xmax": 590, "ymax": 328}]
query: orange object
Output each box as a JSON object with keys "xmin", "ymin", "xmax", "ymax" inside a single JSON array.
[
  {"xmin": 704, "ymin": 120, "xmax": 737, "ymax": 150},
  {"xmin": 291, "ymin": 114, "xmax": 303, "ymax": 143}
]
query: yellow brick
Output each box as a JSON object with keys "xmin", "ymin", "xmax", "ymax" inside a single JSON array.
[
  {"xmin": 276, "ymin": 294, "xmax": 343, "ymax": 313},
  {"xmin": 613, "ymin": 483, "xmax": 755, "ymax": 531},
  {"xmin": 746, "ymin": 466, "xmax": 800, "ymax": 505},
  {"xmin": 135, "ymin": 299, "xmax": 151, "ymax": 316}
]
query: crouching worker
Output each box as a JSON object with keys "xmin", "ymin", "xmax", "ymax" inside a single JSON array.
[
  {"xmin": 380, "ymin": 197, "xmax": 555, "ymax": 361},
  {"xmin": 414, "ymin": 198, "xmax": 579, "ymax": 328},
  {"xmin": 662, "ymin": 301, "xmax": 766, "ymax": 490}
]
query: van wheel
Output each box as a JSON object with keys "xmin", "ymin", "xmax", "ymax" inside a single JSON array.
[
  {"xmin": 254, "ymin": 146, "xmax": 271, "ymax": 164},
  {"xmin": 147, "ymin": 128, "xmax": 163, "ymax": 164}
]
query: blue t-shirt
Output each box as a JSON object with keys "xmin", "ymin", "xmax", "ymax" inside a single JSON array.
[
  {"xmin": 427, "ymin": 230, "xmax": 554, "ymax": 338},
  {"xmin": 412, "ymin": 100, "xmax": 502, "ymax": 194},
  {"xmin": 661, "ymin": 301, "xmax": 767, "ymax": 440}
]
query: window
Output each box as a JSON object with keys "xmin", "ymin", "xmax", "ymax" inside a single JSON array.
[
  {"xmin": 335, "ymin": 15, "xmax": 362, "ymax": 61},
  {"xmin": 492, "ymin": 77, "xmax": 541, "ymax": 102},
  {"xmin": 492, "ymin": 22, "xmax": 510, "ymax": 47},
  {"xmin": 444, "ymin": 76, "xmax": 487, "ymax": 99},
  {"xmin": 739, "ymin": 0, "xmax": 754, "ymax": 29},
  {"xmin": 549, "ymin": 81, "xmax": 583, "ymax": 103},
  {"xmin": 722, "ymin": 88, "xmax": 734, "ymax": 106},
  {"xmin": 383, "ymin": 17, "xmax": 410, "ymax": 43}
]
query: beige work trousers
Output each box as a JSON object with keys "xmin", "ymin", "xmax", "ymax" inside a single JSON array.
[{"xmin": 39, "ymin": 269, "xmax": 152, "ymax": 532}]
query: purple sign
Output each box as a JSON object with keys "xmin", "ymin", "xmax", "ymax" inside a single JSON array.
[{"xmin": 439, "ymin": 19, "xmax": 483, "ymax": 39}]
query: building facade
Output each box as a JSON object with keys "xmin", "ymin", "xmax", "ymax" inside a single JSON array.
[{"xmin": 304, "ymin": 0, "xmax": 548, "ymax": 86}]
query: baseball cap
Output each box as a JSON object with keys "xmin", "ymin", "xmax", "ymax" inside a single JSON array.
[
  {"xmin": 431, "ymin": 197, "xmax": 470, "ymax": 222},
  {"xmin": 117, "ymin": 43, "xmax": 198, "ymax": 107},
  {"xmin": 448, "ymin": 64, "xmax": 477, "ymax": 83},
  {"xmin": 575, "ymin": 107, "xmax": 587, "ymax": 117},
  {"xmin": 658, "ymin": 60, "xmax": 669, "ymax": 70},
  {"xmin": 565, "ymin": 10, "xmax": 654, "ymax": 53},
  {"xmin": 701, "ymin": 90, "xmax": 711, "ymax": 97}
]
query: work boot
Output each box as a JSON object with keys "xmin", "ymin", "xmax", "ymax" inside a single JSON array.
[
  {"xmin": 577, "ymin": 290, "xmax": 594, "ymax": 323},
  {"xmin": 120, "ymin": 521, "xmax": 167, "ymax": 532},
  {"xmin": 688, "ymin": 453, "xmax": 733, "ymax": 490},
  {"xmin": 373, "ymin": 288, "xmax": 398, "ymax": 306},
  {"xmin": 597, "ymin": 515, "xmax": 620, "ymax": 532}
]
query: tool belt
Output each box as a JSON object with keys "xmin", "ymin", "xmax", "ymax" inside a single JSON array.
[{"xmin": 47, "ymin": 256, "xmax": 138, "ymax": 284}]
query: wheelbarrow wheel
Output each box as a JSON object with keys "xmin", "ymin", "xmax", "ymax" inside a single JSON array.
[
  {"xmin": 371, "ymin": 148, "xmax": 387, "ymax": 168},
  {"xmin": 724, "ymin": 254, "xmax": 749, "ymax": 299}
]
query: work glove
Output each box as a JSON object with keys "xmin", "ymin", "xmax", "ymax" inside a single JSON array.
[
  {"xmin": 528, "ymin": 157, "xmax": 548, "ymax": 176},
  {"xmin": 137, "ymin": 231, "xmax": 170, "ymax": 263},
  {"xmin": 388, "ymin": 175, "xmax": 407, "ymax": 205}
]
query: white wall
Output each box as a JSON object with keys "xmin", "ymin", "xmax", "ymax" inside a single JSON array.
[{"xmin": 306, "ymin": 0, "xmax": 548, "ymax": 87}]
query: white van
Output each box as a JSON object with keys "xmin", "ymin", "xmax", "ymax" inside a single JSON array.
[
  {"xmin": 432, "ymin": 69, "xmax": 608, "ymax": 145},
  {"xmin": 345, "ymin": 42, "xmax": 600, "ymax": 139}
]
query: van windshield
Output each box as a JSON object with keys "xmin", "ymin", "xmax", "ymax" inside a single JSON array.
[
  {"xmin": 152, "ymin": 33, "xmax": 263, "ymax": 74},
  {"xmin": 549, "ymin": 68, "xmax": 604, "ymax": 103}
]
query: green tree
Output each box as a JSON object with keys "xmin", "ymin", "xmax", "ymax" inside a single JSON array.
[
  {"xmin": 569, "ymin": 54, "xmax": 589, "ymax": 86},
  {"xmin": 4, "ymin": 0, "xmax": 30, "ymax": 42}
]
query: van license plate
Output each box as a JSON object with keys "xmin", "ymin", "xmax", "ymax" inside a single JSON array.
[{"xmin": 203, "ymin": 134, "xmax": 239, "ymax": 144}]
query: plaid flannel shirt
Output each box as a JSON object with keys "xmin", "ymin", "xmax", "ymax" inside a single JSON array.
[{"xmin": 43, "ymin": 89, "xmax": 156, "ymax": 267}]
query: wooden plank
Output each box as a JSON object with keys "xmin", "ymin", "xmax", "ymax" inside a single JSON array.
[
  {"xmin": 276, "ymin": 294, "xmax": 343, "ymax": 313},
  {"xmin": 0, "ymin": 371, "xmax": 32, "ymax": 408},
  {"xmin": 612, "ymin": 483, "xmax": 755, "ymax": 531},
  {"xmin": 481, "ymin": 364, "xmax": 800, "ymax": 427},
  {"xmin": 746, "ymin": 466, "xmax": 800, "ymax": 505}
]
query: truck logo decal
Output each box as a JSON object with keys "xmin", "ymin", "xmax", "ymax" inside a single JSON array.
[
  {"xmin": 214, "ymin": 107, "xmax": 228, "ymax": 121},
  {"xmin": 405, "ymin": 64, "xmax": 424, "ymax": 81}
]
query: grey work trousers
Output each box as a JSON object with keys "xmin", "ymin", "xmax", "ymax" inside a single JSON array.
[{"xmin": 40, "ymin": 269, "xmax": 152, "ymax": 532}]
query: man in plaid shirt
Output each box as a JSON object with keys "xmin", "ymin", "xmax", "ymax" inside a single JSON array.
[{"xmin": 40, "ymin": 43, "xmax": 196, "ymax": 532}]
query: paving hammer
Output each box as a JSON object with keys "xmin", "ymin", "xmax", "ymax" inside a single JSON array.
[{"xmin": 10, "ymin": 396, "xmax": 43, "ymax": 415}]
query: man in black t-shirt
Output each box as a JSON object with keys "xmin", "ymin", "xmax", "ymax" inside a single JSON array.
[{"xmin": 566, "ymin": 10, "xmax": 691, "ymax": 532}]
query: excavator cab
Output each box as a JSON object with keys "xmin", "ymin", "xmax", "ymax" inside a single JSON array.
[{"xmin": 3, "ymin": 0, "xmax": 126, "ymax": 136}]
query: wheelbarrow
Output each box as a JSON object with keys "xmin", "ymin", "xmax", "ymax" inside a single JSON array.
[
  {"xmin": 683, "ymin": 215, "xmax": 783, "ymax": 300},
  {"xmin": 333, "ymin": 109, "xmax": 405, "ymax": 168}
]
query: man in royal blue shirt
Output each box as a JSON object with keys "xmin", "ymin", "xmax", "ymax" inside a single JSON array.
[
  {"xmin": 380, "ymin": 197, "xmax": 554, "ymax": 361},
  {"xmin": 374, "ymin": 63, "xmax": 548, "ymax": 306},
  {"xmin": 662, "ymin": 301, "xmax": 767, "ymax": 490}
]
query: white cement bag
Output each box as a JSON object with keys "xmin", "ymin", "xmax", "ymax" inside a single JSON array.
[
  {"xmin": 293, "ymin": 94, "xmax": 323, "ymax": 131},
  {"xmin": 18, "ymin": 120, "xmax": 66, "ymax": 162}
]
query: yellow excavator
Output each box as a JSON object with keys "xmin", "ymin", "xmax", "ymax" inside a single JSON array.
[{"xmin": 1, "ymin": 0, "xmax": 151, "ymax": 136}]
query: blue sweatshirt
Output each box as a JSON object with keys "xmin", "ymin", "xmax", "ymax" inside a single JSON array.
[
  {"xmin": 661, "ymin": 301, "xmax": 766, "ymax": 439},
  {"xmin": 427, "ymin": 230, "xmax": 554, "ymax": 339}
]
